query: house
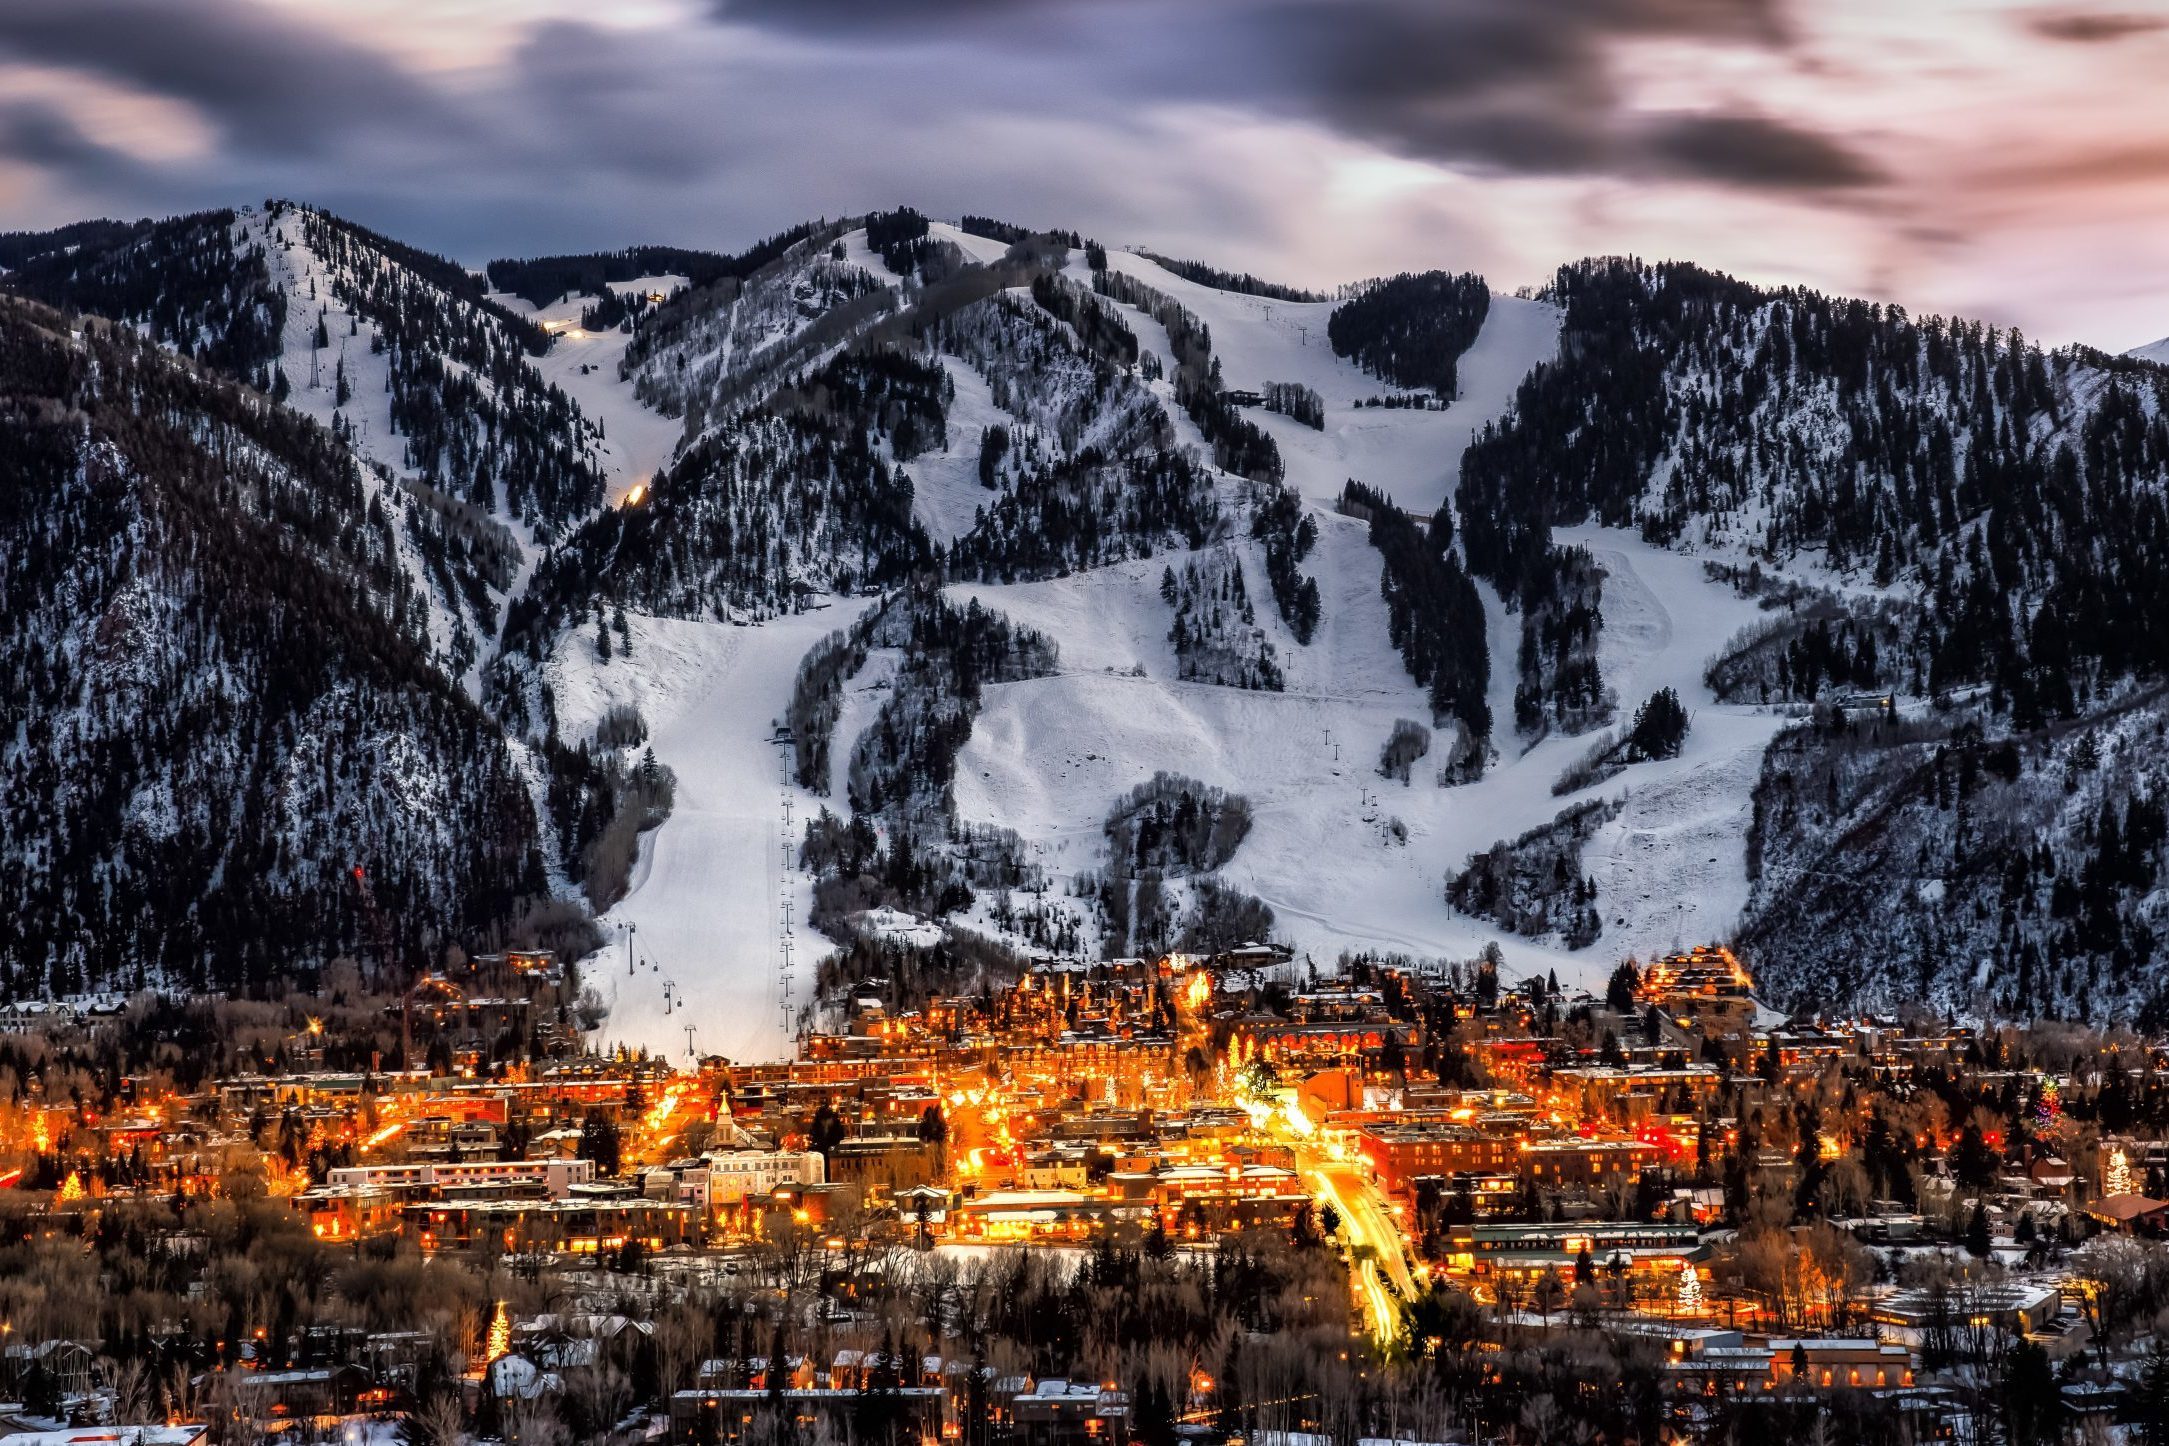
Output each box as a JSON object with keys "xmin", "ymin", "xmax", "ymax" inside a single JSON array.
[
  {"xmin": 2087, "ymin": 1192, "xmax": 2169, "ymax": 1230},
  {"xmin": 1008, "ymin": 1378, "xmax": 1131, "ymax": 1445},
  {"xmin": 0, "ymin": 1341, "xmax": 98, "ymax": 1404},
  {"xmin": 696, "ymin": 1356, "xmax": 815, "ymax": 1393},
  {"xmin": 230, "ymin": 1365, "xmax": 373, "ymax": 1421},
  {"xmin": 825, "ymin": 1136, "xmax": 942, "ymax": 1192},
  {"xmin": 1871, "ymin": 1282, "xmax": 2062, "ymax": 1338},
  {"xmin": 669, "ymin": 1387, "xmax": 946, "ymax": 1445},
  {"xmin": 688, "ymin": 1149, "xmax": 826, "ymax": 1207}
]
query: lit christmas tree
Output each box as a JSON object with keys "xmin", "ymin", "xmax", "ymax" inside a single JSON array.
[
  {"xmin": 2106, "ymin": 1146, "xmax": 2134, "ymax": 1197},
  {"xmin": 57, "ymin": 1170, "xmax": 84, "ymax": 1203},
  {"xmin": 484, "ymin": 1300, "xmax": 512, "ymax": 1364},
  {"xmin": 1677, "ymin": 1261, "xmax": 1704, "ymax": 1315},
  {"xmin": 2036, "ymin": 1078, "xmax": 2061, "ymax": 1129}
]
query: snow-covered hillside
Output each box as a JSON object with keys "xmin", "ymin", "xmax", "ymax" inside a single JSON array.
[
  {"xmin": 237, "ymin": 203, "xmax": 621, "ymax": 684},
  {"xmin": 0, "ymin": 296, "xmax": 547, "ymax": 997},
  {"xmin": 1081, "ymin": 250, "xmax": 1561, "ymax": 514},
  {"xmin": 545, "ymin": 605, "xmax": 875, "ymax": 1064},
  {"xmin": 28, "ymin": 201, "xmax": 2160, "ymax": 1037},
  {"xmin": 545, "ymin": 232, "xmax": 1816, "ymax": 1058},
  {"xmin": 946, "ymin": 524, "xmax": 1780, "ymax": 989},
  {"xmin": 499, "ymin": 278, "xmax": 691, "ymax": 507}
]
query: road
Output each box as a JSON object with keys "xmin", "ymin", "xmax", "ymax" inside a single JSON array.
[{"xmin": 1305, "ymin": 1154, "xmax": 1420, "ymax": 1344}]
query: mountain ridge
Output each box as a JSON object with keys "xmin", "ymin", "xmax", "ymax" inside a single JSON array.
[{"xmin": 7, "ymin": 200, "xmax": 2169, "ymax": 1047}]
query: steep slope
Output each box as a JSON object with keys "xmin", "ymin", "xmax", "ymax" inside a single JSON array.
[
  {"xmin": 242, "ymin": 203, "xmax": 607, "ymax": 676},
  {"xmin": 1455, "ymin": 257, "xmax": 2169, "ymax": 1013},
  {"xmin": 0, "ymin": 298, "xmax": 548, "ymax": 997},
  {"xmin": 3, "ymin": 203, "xmax": 618, "ymax": 683},
  {"xmin": 23, "ymin": 200, "xmax": 2164, "ymax": 1041}
]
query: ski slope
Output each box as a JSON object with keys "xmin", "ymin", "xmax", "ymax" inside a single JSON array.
[
  {"xmin": 935, "ymin": 254, "xmax": 1777, "ymax": 992},
  {"xmin": 546, "ymin": 604, "xmax": 874, "ymax": 1065},
  {"xmin": 499, "ymin": 279, "xmax": 690, "ymax": 507},
  {"xmin": 951, "ymin": 528, "xmax": 1784, "ymax": 992},
  {"xmin": 557, "ymin": 230, "xmax": 1788, "ymax": 1056},
  {"xmin": 1082, "ymin": 249, "xmax": 1562, "ymax": 514},
  {"xmin": 902, "ymin": 356, "xmax": 1008, "ymax": 546}
]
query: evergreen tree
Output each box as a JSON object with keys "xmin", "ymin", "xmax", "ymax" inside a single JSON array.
[{"xmin": 1624, "ymin": 687, "xmax": 1689, "ymax": 761}]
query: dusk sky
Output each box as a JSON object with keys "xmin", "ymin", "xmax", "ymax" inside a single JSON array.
[{"xmin": 3, "ymin": 0, "xmax": 2166, "ymax": 350}]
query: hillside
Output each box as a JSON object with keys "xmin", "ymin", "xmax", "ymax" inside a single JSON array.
[
  {"xmin": 8, "ymin": 200, "xmax": 2169, "ymax": 1044},
  {"xmin": 1, "ymin": 203, "xmax": 653, "ymax": 683},
  {"xmin": 0, "ymin": 297, "xmax": 550, "ymax": 998},
  {"xmin": 516, "ymin": 225, "xmax": 1816, "ymax": 1060}
]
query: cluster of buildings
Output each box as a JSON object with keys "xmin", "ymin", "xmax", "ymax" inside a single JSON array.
[{"xmin": 17, "ymin": 940, "xmax": 2169, "ymax": 1441}]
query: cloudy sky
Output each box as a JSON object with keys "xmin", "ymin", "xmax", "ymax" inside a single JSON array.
[{"xmin": 2, "ymin": 0, "xmax": 2166, "ymax": 349}]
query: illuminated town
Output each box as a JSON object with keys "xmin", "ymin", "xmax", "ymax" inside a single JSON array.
[{"xmin": 2, "ymin": 941, "xmax": 2164, "ymax": 1444}]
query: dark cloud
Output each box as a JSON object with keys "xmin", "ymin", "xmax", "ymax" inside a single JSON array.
[
  {"xmin": 0, "ymin": 0, "xmax": 461, "ymax": 156},
  {"xmin": 711, "ymin": 0, "xmax": 1873, "ymax": 193},
  {"xmin": 0, "ymin": 100, "xmax": 158, "ymax": 192},
  {"xmin": 2025, "ymin": 10, "xmax": 2169, "ymax": 42},
  {"xmin": 1646, "ymin": 111, "xmax": 1885, "ymax": 190},
  {"xmin": 504, "ymin": 22, "xmax": 733, "ymax": 184},
  {"xmin": 1232, "ymin": 0, "xmax": 1867, "ymax": 192}
]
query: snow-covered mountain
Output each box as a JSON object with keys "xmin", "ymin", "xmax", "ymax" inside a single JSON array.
[
  {"xmin": 0, "ymin": 293, "xmax": 548, "ymax": 997},
  {"xmin": 9, "ymin": 202, "xmax": 2169, "ymax": 1048},
  {"xmin": 518, "ymin": 219, "xmax": 1807, "ymax": 1060}
]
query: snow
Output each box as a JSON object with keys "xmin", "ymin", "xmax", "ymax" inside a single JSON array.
[
  {"xmin": 933, "ymin": 222, "xmax": 1018, "ymax": 267},
  {"xmin": 900, "ymin": 356, "xmax": 1006, "ymax": 545},
  {"xmin": 947, "ymin": 522, "xmax": 1783, "ymax": 990},
  {"xmin": 501, "ymin": 280, "xmax": 689, "ymax": 506},
  {"xmin": 862, "ymin": 906, "xmax": 945, "ymax": 948},
  {"xmin": 2131, "ymin": 335, "xmax": 2169, "ymax": 367},
  {"xmin": 828, "ymin": 648, "xmax": 900, "ymax": 801},
  {"xmin": 1079, "ymin": 249, "xmax": 1561, "ymax": 514},
  {"xmin": 843, "ymin": 221, "xmax": 1017, "ymax": 273},
  {"xmin": 547, "ymin": 603, "xmax": 876, "ymax": 1066}
]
